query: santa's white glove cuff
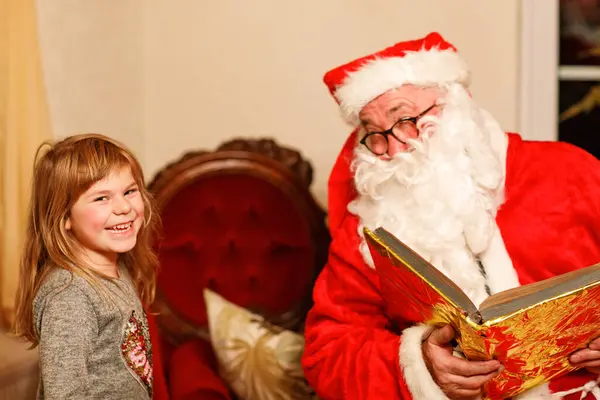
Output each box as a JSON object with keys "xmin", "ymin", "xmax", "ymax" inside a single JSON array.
[{"xmin": 399, "ymin": 324, "xmax": 453, "ymax": 400}]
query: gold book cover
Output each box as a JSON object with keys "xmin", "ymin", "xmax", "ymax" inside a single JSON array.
[{"xmin": 365, "ymin": 227, "xmax": 600, "ymax": 399}]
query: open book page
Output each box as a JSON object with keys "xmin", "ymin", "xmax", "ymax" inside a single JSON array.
[{"xmin": 479, "ymin": 263, "xmax": 600, "ymax": 321}]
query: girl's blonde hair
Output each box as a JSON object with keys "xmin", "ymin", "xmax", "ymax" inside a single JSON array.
[{"xmin": 13, "ymin": 133, "xmax": 160, "ymax": 345}]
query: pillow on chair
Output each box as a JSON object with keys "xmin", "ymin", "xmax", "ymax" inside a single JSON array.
[{"xmin": 204, "ymin": 289, "xmax": 317, "ymax": 400}]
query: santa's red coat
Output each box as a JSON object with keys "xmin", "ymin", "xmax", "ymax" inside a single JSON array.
[{"xmin": 302, "ymin": 132, "xmax": 600, "ymax": 400}]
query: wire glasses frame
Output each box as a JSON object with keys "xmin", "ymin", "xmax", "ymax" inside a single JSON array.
[{"xmin": 359, "ymin": 103, "xmax": 437, "ymax": 156}]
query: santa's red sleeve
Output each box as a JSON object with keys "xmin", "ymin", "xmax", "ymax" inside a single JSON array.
[{"xmin": 302, "ymin": 215, "xmax": 451, "ymax": 399}]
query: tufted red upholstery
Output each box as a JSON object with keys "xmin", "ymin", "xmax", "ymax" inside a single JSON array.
[
  {"xmin": 149, "ymin": 139, "xmax": 329, "ymax": 399},
  {"xmin": 158, "ymin": 175, "xmax": 314, "ymax": 327}
]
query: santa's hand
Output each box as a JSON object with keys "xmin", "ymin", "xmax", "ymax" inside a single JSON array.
[
  {"xmin": 423, "ymin": 325, "xmax": 503, "ymax": 400},
  {"xmin": 570, "ymin": 336, "xmax": 600, "ymax": 374}
]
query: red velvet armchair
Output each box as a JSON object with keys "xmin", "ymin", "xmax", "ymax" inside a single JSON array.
[{"xmin": 148, "ymin": 138, "xmax": 330, "ymax": 399}]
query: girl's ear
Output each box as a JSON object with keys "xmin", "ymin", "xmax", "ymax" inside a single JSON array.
[{"xmin": 65, "ymin": 217, "xmax": 72, "ymax": 230}]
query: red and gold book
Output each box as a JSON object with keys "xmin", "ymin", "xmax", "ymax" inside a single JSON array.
[{"xmin": 365, "ymin": 227, "xmax": 600, "ymax": 400}]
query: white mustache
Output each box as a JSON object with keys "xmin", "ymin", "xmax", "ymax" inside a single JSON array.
[{"xmin": 352, "ymin": 114, "xmax": 445, "ymax": 199}]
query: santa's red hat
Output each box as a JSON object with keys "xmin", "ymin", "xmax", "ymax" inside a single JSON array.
[{"xmin": 324, "ymin": 32, "xmax": 470, "ymax": 126}]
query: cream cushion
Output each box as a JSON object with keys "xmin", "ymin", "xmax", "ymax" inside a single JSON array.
[{"xmin": 203, "ymin": 289, "xmax": 317, "ymax": 400}]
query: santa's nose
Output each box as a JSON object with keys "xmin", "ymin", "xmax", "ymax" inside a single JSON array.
[{"xmin": 386, "ymin": 137, "xmax": 410, "ymax": 156}]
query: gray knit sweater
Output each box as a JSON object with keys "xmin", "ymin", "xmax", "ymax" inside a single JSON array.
[{"xmin": 33, "ymin": 267, "xmax": 153, "ymax": 399}]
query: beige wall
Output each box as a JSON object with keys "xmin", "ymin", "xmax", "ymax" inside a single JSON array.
[
  {"xmin": 38, "ymin": 0, "xmax": 521, "ymax": 207},
  {"xmin": 36, "ymin": 0, "xmax": 145, "ymax": 155}
]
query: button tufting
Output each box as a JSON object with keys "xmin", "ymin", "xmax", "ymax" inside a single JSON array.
[
  {"xmin": 207, "ymin": 278, "xmax": 217, "ymax": 290},
  {"xmin": 228, "ymin": 240, "xmax": 237, "ymax": 253},
  {"xmin": 249, "ymin": 276, "xmax": 258, "ymax": 289}
]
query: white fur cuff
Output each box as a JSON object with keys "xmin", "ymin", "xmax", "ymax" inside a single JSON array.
[{"xmin": 399, "ymin": 324, "xmax": 450, "ymax": 400}]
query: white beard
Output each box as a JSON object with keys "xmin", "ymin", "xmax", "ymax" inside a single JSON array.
[{"xmin": 350, "ymin": 84, "xmax": 506, "ymax": 307}]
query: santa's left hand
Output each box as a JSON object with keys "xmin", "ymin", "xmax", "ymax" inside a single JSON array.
[{"xmin": 570, "ymin": 336, "xmax": 600, "ymax": 374}]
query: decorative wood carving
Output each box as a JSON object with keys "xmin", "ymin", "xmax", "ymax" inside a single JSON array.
[{"xmin": 216, "ymin": 138, "xmax": 314, "ymax": 188}]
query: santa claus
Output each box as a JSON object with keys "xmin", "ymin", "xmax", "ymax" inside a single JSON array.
[{"xmin": 302, "ymin": 32, "xmax": 600, "ymax": 400}]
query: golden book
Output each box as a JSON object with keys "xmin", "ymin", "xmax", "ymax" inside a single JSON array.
[{"xmin": 364, "ymin": 227, "xmax": 600, "ymax": 400}]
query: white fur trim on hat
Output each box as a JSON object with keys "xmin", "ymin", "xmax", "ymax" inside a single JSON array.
[{"xmin": 334, "ymin": 49, "xmax": 470, "ymax": 126}]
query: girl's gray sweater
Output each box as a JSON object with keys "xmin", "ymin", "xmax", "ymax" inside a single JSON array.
[{"xmin": 33, "ymin": 267, "xmax": 153, "ymax": 399}]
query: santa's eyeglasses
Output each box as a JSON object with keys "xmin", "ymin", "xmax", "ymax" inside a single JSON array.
[{"xmin": 360, "ymin": 103, "xmax": 437, "ymax": 156}]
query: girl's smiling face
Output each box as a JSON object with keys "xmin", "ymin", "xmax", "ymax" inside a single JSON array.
[{"xmin": 66, "ymin": 166, "xmax": 144, "ymax": 268}]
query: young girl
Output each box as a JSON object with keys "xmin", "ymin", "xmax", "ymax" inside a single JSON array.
[{"xmin": 13, "ymin": 133, "xmax": 160, "ymax": 399}]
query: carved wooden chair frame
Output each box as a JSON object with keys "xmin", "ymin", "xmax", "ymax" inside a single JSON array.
[{"xmin": 148, "ymin": 138, "xmax": 330, "ymax": 345}]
